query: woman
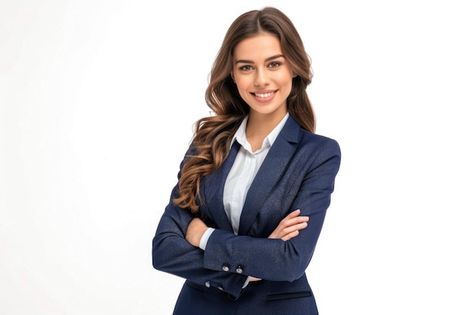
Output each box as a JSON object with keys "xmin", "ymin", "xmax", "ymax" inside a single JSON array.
[{"xmin": 152, "ymin": 7, "xmax": 341, "ymax": 315}]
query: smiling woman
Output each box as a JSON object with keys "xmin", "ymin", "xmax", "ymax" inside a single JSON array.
[
  {"xmin": 152, "ymin": 7, "xmax": 341, "ymax": 315},
  {"xmin": 231, "ymin": 34, "xmax": 295, "ymax": 124}
]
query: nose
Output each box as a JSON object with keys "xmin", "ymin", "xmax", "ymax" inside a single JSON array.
[{"xmin": 254, "ymin": 68, "xmax": 269, "ymax": 87}]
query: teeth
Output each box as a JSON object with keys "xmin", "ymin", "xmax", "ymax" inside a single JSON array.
[{"xmin": 255, "ymin": 92, "xmax": 274, "ymax": 98}]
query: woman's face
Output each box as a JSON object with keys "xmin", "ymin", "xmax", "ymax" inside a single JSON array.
[{"xmin": 232, "ymin": 32, "xmax": 294, "ymax": 119}]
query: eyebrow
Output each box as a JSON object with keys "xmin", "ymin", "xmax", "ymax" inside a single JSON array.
[{"xmin": 234, "ymin": 54, "xmax": 285, "ymax": 65}]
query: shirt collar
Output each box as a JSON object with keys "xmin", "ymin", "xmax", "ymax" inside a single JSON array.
[{"xmin": 230, "ymin": 112, "xmax": 290, "ymax": 153}]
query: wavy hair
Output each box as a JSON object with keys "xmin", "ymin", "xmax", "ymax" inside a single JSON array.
[{"xmin": 172, "ymin": 7, "xmax": 315, "ymax": 214}]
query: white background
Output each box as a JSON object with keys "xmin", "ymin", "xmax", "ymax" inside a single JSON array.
[{"xmin": 1, "ymin": 0, "xmax": 472, "ymax": 314}]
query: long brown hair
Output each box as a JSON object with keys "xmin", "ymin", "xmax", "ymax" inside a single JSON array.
[{"xmin": 173, "ymin": 7, "xmax": 315, "ymax": 214}]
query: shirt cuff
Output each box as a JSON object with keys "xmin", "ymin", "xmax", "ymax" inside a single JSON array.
[
  {"xmin": 242, "ymin": 276, "xmax": 251, "ymax": 288},
  {"xmin": 199, "ymin": 227, "xmax": 215, "ymax": 250}
]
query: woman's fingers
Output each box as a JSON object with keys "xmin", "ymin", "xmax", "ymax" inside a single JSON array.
[
  {"xmin": 280, "ymin": 222, "xmax": 309, "ymax": 241},
  {"xmin": 282, "ymin": 221, "xmax": 308, "ymax": 235},
  {"xmin": 281, "ymin": 230, "xmax": 299, "ymax": 241},
  {"xmin": 268, "ymin": 209, "xmax": 310, "ymax": 240},
  {"xmin": 285, "ymin": 209, "xmax": 301, "ymax": 219},
  {"xmin": 280, "ymin": 215, "xmax": 309, "ymax": 228}
]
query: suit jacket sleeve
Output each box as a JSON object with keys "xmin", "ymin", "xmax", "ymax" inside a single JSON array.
[
  {"xmin": 152, "ymin": 144, "xmax": 248, "ymax": 300},
  {"xmin": 202, "ymin": 138, "xmax": 342, "ymax": 282}
]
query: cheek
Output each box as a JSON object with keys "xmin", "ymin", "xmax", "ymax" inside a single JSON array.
[{"xmin": 274, "ymin": 72, "xmax": 293, "ymax": 87}]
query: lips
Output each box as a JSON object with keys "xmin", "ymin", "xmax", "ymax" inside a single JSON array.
[{"xmin": 251, "ymin": 90, "xmax": 278, "ymax": 103}]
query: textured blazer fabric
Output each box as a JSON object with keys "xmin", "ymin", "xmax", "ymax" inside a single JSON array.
[{"xmin": 152, "ymin": 113, "xmax": 341, "ymax": 315}]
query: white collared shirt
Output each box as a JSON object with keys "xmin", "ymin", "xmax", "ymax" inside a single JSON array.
[{"xmin": 198, "ymin": 112, "xmax": 289, "ymax": 287}]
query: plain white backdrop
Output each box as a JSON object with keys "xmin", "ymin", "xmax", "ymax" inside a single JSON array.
[{"xmin": 1, "ymin": 0, "xmax": 472, "ymax": 314}]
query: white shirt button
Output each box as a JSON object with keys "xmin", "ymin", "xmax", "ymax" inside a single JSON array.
[
  {"xmin": 236, "ymin": 266, "xmax": 243, "ymax": 274},
  {"xmin": 205, "ymin": 281, "xmax": 210, "ymax": 288}
]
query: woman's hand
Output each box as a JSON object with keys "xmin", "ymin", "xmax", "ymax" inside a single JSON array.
[
  {"xmin": 268, "ymin": 209, "xmax": 309, "ymax": 241},
  {"xmin": 249, "ymin": 209, "xmax": 309, "ymax": 283},
  {"xmin": 185, "ymin": 217, "xmax": 209, "ymax": 247}
]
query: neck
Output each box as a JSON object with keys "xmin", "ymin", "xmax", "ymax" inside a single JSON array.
[{"xmin": 246, "ymin": 108, "xmax": 288, "ymax": 140}]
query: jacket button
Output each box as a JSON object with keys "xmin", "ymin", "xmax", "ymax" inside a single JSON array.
[
  {"xmin": 222, "ymin": 264, "xmax": 230, "ymax": 272},
  {"xmin": 218, "ymin": 286, "xmax": 224, "ymax": 291},
  {"xmin": 236, "ymin": 265, "xmax": 243, "ymax": 274},
  {"xmin": 205, "ymin": 281, "xmax": 210, "ymax": 288}
]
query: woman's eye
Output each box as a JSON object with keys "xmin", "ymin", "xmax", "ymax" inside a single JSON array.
[
  {"xmin": 239, "ymin": 65, "xmax": 253, "ymax": 71},
  {"xmin": 268, "ymin": 61, "xmax": 282, "ymax": 69}
]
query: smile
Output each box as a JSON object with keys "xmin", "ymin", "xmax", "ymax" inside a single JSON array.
[{"xmin": 251, "ymin": 90, "xmax": 278, "ymax": 103}]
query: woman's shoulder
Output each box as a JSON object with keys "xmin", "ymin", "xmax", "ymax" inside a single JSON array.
[
  {"xmin": 299, "ymin": 129, "xmax": 341, "ymax": 155},
  {"xmin": 295, "ymin": 131, "xmax": 342, "ymax": 174}
]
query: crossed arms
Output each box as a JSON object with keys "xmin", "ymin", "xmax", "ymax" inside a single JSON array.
[{"xmin": 152, "ymin": 139, "xmax": 341, "ymax": 300}]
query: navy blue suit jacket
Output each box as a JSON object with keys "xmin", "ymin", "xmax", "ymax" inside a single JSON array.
[{"xmin": 152, "ymin": 113, "xmax": 341, "ymax": 315}]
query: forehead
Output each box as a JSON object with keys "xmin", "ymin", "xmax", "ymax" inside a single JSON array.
[{"xmin": 233, "ymin": 33, "xmax": 283, "ymax": 61}]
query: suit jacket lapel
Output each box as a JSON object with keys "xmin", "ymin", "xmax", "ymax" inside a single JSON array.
[
  {"xmin": 202, "ymin": 114, "xmax": 301, "ymax": 235},
  {"xmin": 238, "ymin": 114, "xmax": 301, "ymax": 235},
  {"xmin": 202, "ymin": 140, "xmax": 241, "ymax": 232}
]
